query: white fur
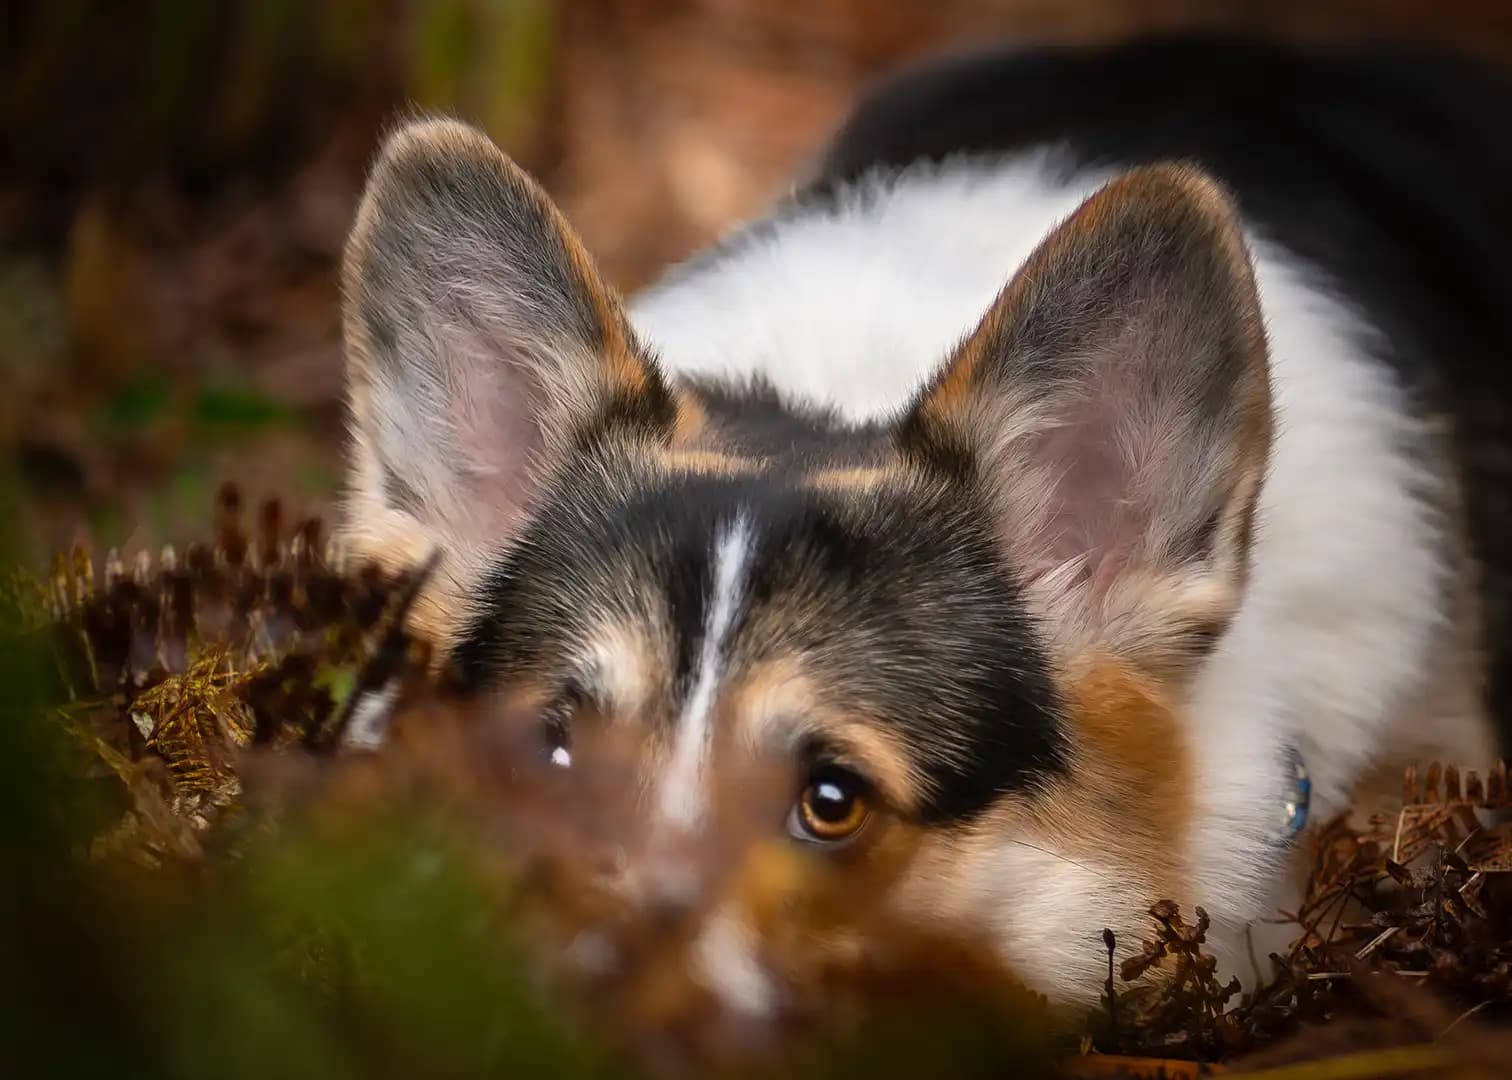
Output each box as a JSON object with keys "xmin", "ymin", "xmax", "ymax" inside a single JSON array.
[
  {"xmin": 657, "ymin": 513, "xmax": 754, "ymax": 827},
  {"xmin": 632, "ymin": 153, "xmax": 1494, "ymax": 996},
  {"xmin": 636, "ymin": 153, "xmax": 1096, "ymax": 423},
  {"xmin": 693, "ymin": 910, "xmax": 776, "ymax": 1016}
]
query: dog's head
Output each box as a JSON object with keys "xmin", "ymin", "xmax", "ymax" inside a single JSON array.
[{"xmin": 340, "ymin": 119, "xmax": 1272, "ymax": 1004}]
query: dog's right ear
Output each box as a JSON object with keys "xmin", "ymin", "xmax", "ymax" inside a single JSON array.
[
  {"xmin": 342, "ymin": 119, "xmax": 675, "ymax": 625},
  {"xmin": 898, "ymin": 165, "xmax": 1272, "ymax": 678}
]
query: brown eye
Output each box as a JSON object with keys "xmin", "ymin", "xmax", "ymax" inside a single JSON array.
[{"xmin": 790, "ymin": 765, "xmax": 871, "ymax": 844}]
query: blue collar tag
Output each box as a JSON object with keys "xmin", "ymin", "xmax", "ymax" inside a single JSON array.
[{"xmin": 1280, "ymin": 748, "xmax": 1311, "ymax": 842}]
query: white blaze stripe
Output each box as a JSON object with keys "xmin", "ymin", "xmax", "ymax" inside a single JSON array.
[
  {"xmin": 658, "ymin": 513, "xmax": 754, "ymax": 826},
  {"xmin": 693, "ymin": 911, "xmax": 775, "ymax": 1016}
]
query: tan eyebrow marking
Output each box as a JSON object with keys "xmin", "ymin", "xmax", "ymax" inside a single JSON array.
[
  {"xmin": 729, "ymin": 656, "xmax": 923, "ymax": 815},
  {"xmin": 803, "ymin": 465, "xmax": 893, "ymax": 491},
  {"xmin": 574, "ymin": 619, "xmax": 659, "ymax": 716},
  {"xmin": 652, "ymin": 449, "xmax": 766, "ymax": 475}
]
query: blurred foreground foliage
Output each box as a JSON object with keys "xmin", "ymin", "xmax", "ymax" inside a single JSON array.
[
  {"xmin": 0, "ymin": 482, "xmax": 1065, "ymax": 1079},
  {"xmin": 6, "ymin": 484, "xmax": 1512, "ymax": 1078},
  {"xmin": 0, "ymin": 483, "xmax": 600, "ymax": 1078}
]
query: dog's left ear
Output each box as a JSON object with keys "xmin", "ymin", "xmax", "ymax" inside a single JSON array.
[
  {"xmin": 340, "ymin": 118, "xmax": 677, "ymax": 636},
  {"xmin": 899, "ymin": 165, "xmax": 1272, "ymax": 677}
]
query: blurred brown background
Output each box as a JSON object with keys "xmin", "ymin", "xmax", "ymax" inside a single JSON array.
[{"xmin": 5, "ymin": 0, "xmax": 1512, "ymax": 563}]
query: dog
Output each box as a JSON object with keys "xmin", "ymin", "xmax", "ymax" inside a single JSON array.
[{"xmin": 337, "ymin": 36, "xmax": 1512, "ymax": 1006}]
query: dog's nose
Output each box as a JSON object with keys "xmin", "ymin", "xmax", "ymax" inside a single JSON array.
[
  {"xmin": 594, "ymin": 838, "xmax": 705, "ymax": 927},
  {"xmin": 643, "ymin": 846, "xmax": 705, "ymax": 926}
]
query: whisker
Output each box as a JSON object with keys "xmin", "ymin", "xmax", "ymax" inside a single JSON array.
[{"xmin": 1005, "ymin": 838, "xmax": 1109, "ymax": 881}]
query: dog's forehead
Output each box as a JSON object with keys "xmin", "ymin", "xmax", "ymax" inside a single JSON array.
[
  {"xmin": 461, "ymin": 467, "xmax": 948, "ymax": 674},
  {"xmin": 455, "ymin": 465, "xmax": 1068, "ymax": 821}
]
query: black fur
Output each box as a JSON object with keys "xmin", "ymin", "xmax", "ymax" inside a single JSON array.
[
  {"xmin": 689, "ymin": 376, "xmax": 886, "ymax": 462},
  {"xmin": 455, "ymin": 453, "xmax": 1067, "ymax": 823},
  {"xmin": 814, "ymin": 34, "xmax": 1512, "ymax": 750}
]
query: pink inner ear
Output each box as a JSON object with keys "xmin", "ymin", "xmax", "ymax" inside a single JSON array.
[
  {"xmin": 424, "ymin": 325, "xmax": 550, "ymax": 544},
  {"xmin": 457, "ymin": 385, "xmax": 542, "ymax": 536},
  {"xmin": 1003, "ymin": 289, "xmax": 1235, "ymax": 608},
  {"xmin": 363, "ymin": 306, "xmax": 554, "ymax": 552},
  {"xmin": 1015, "ymin": 353, "xmax": 1155, "ymax": 603}
]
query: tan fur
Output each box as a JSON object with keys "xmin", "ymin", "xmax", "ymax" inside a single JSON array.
[
  {"xmin": 649, "ymin": 449, "xmax": 766, "ymax": 476},
  {"xmin": 1039, "ymin": 654, "xmax": 1193, "ymax": 897},
  {"xmin": 671, "ymin": 389, "xmax": 711, "ymax": 444},
  {"xmin": 802, "ymin": 465, "xmax": 893, "ymax": 492},
  {"xmin": 917, "ymin": 653, "xmax": 1191, "ymax": 886},
  {"xmin": 577, "ymin": 618, "xmax": 664, "ymax": 717},
  {"xmin": 724, "ymin": 656, "xmax": 922, "ymax": 815}
]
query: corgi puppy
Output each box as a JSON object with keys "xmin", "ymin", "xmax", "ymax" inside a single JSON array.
[{"xmin": 339, "ymin": 37, "xmax": 1511, "ymax": 1005}]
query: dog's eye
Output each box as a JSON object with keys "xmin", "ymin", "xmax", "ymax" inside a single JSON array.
[
  {"xmin": 789, "ymin": 764, "xmax": 871, "ymax": 844},
  {"xmin": 541, "ymin": 684, "xmax": 581, "ymax": 768}
]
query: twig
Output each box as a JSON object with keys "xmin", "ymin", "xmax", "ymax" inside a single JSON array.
[
  {"xmin": 1435, "ymin": 999, "xmax": 1493, "ymax": 1041},
  {"xmin": 1352, "ymin": 926, "xmax": 1398, "ymax": 961},
  {"xmin": 1245, "ymin": 923, "xmax": 1264, "ymax": 989},
  {"xmin": 1102, "ymin": 928, "xmax": 1118, "ymax": 1035}
]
